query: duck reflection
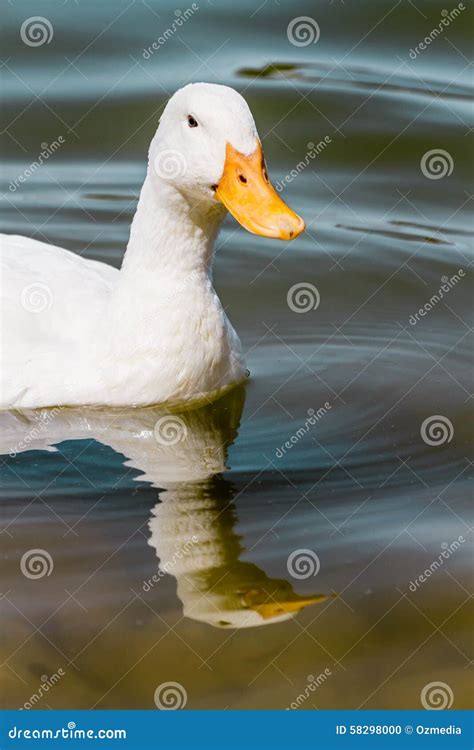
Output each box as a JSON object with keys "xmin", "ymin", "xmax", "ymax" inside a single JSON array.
[
  {"xmin": 149, "ymin": 475, "xmax": 328, "ymax": 629},
  {"xmin": 1, "ymin": 387, "xmax": 330, "ymax": 629},
  {"xmin": 141, "ymin": 388, "xmax": 329, "ymax": 629}
]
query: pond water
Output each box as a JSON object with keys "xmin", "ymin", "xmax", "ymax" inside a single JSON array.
[{"xmin": 1, "ymin": 0, "xmax": 472, "ymax": 710}]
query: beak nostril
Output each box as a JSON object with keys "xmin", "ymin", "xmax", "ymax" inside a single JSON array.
[
  {"xmin": 289, "ymin": 230, "xmax": 294, "ymax": 238},
  {"xmin": 238, "ymin": 174, "xmax": 247, "ymax": 184}
]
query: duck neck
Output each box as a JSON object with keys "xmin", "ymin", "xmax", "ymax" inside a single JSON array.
[{"xmin": 118, "ymin": 172, "xmax": 224, "ymax": 285}]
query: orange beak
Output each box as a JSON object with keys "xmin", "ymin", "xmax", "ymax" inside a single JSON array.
[
  {"xmin": 215, "ymin": 142, "xmax": 305, "ymax": 240},
  {"xmin": 252, "ymin": 595, "xmax": 330, "ymax": 620}
]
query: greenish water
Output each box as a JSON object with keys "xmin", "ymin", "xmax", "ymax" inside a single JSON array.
[{"xmin": 1, "ymin": 0, "xmax": 473, "ymax": 710}]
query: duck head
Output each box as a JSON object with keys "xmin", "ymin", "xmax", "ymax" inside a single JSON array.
[{"xmin": 149, "ymin": 82, "xmax": 305, "ymax": 240}]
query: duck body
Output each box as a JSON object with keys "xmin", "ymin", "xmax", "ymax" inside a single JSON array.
[
  {"xmin": 0, "ymin": 212, "xmax": 245, "ymax": 409},
  {"xmin": 1, "ymin": 83, "xmax": 304, "ymax": 409}
]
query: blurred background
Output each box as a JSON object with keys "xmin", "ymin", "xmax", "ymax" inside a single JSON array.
[{"xmin": 1, "ymin": 0, "xmax": 473, "ymax": 710}]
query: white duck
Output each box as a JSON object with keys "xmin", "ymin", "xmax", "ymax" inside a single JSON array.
[{"xmin": 0, "ymin": 83, "xmax": 304, "ymax": 409}]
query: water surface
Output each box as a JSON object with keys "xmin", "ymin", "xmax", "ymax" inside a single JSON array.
[{"xmin": 1, "ymin": 0, "xmax": 472, "ymax": 710}]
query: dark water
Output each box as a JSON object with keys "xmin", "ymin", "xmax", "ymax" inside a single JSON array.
[{"xmin": 1, "ymin": 0, "xmax": 473, "ymax": 710}]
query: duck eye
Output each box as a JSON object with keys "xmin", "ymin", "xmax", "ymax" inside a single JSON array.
[{"xmin": 187, "ymin": 115, "xmax": 198, "ymax": 128}]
